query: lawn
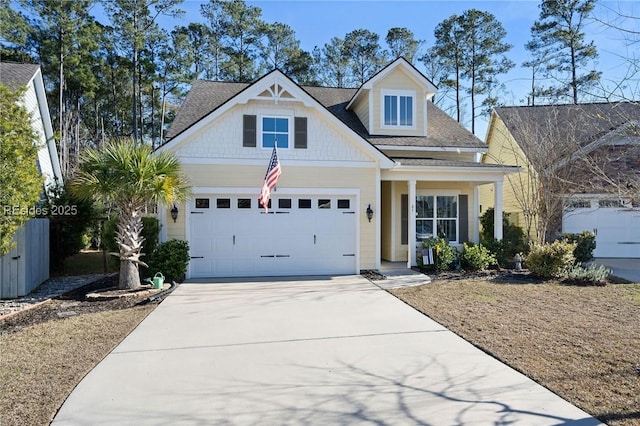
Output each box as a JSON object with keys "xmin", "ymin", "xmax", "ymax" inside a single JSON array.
[
  {"xmin": 391, "ymin": 276, "xmax": 640, "ymax": 426},
  {"xmin": 1, "ymin": 271, "xmax": 638, "ymax": 425}
]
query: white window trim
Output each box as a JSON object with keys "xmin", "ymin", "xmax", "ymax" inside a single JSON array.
[
  {"xmin": 381, "ymin": 89, "xmax": 417, "ymax": 130},
  {"xmin": 415, "ymin": 193, "xmax": 460, "ymax": 244},
  {"xmin": 259, "ymin": 114, "xmax": 292, "ymax": 149}
]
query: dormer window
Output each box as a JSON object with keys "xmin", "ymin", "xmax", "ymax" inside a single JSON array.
[{"xmin": 382, "ymin": 90, "xmax": 415, "ymax": 128}]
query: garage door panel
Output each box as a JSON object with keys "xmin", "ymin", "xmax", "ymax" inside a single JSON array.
[
  {"xmin": 189, "ymin": 194, "xmax": 358, "ymax": 277},
  {"xmin": 564, "ymin": 205, "xmax": 640, "ymax": 258}
]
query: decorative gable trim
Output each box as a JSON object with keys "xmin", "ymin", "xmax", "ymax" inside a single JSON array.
[{"xmin": 157, "ymin": 70, "xmax": 394, "ymax": 167}]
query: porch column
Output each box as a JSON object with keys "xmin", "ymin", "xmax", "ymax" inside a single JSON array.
[
  {"xmin": 473, "ymin": 186, "xmax": 480, "ymax": 243},
  {"xmin": 494, "ymin": 180, "xmax": 503, "ymax": 240},
  {"xmin": 408, "ymin": 179, "xmax": 417, "ymax": 268}
]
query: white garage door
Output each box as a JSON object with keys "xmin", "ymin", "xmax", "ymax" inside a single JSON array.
[
  {"xmin": 563, "ymin": 200, "xmax": 640, "ymax": 258},
  {"xmin": 189, "ymin": 194, "xmax": 358, "ymax": 277}
]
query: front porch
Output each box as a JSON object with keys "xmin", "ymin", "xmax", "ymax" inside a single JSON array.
[{"xmin": 379, "ymin": 165, "xmax": 512, "ymax": 268}]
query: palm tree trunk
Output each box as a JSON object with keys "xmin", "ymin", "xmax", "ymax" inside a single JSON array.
[
  {"xmin": 119, "ymin": 260, "xmax": 141, "ymax": 290},
  {"xmin": 116, "ymin": 204, "xmax": 147, "ymax": 290}
]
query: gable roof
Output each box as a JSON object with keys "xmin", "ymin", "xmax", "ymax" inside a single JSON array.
[
  {"xmin": 492, "ymin": 102, "xmax": 640, "ymax": 190},
  {"xmin": 345, "ymin": 57, "xmax": 437, "ymax": 110},
  {"xmin": 494, "ymin": 103, "xmax": 640, "ymax": 154},
  {"xmin": 165, "ymin": 73, "xmax": 484, "ymax": 150},
  {"xmin": 0, "ymin": 61, "xmax": 40, "ymax": 90}
]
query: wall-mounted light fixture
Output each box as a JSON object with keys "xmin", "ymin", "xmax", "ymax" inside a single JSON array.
[
  {"xmin": 170, "ymin": 204, "xmax": 179, "ymax": 223},
  {"xmin": 366, "ymin": 204, "xmax": 374, "ymax": 222}
]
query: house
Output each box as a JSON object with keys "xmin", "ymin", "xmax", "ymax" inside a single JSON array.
[
  {"xmin": 480, "ymin": 103, "xmax": 640, "ymax": 258},
  {"xmin": 157, "ymin": 58, "xmax": 518, "ymax": 278},
  {"xmin": 0, "ymin": 61, "xmax": 64, "ymax": 298}
]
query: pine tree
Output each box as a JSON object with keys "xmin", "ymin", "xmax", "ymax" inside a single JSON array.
[
  {"xmin": 528, "ymin": 0, "xmax": 601, "ymax": 104},
  {"xmin": 386, "ymin": 27, "xmax": 422, "ymax": 63}
]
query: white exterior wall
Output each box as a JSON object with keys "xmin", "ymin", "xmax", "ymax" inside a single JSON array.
[{"xmin": 175, "ymin": 100, "xmax": 373, "ymax": 163}]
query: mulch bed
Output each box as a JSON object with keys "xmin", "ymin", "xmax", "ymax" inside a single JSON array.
[{"xmin": 1, "ymin": 275, "xmax": 158, "ymax": 335}]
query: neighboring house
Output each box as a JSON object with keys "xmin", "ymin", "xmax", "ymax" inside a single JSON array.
[
  {"xmin": 157, "ymin": 58, "xmax": 517, "ymax": 278},
  {"xmin": 0, "ymin": 61, "xmax": 64, "ymax": 298},
  {"xmin": 480, "ymin": 103, "xmax": 640, "ymax": 258}
]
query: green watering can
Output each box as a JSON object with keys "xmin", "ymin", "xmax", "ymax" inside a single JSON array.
[{"xmin": 152, "ymin": 272, "xmax": 164, "ymax": 289}]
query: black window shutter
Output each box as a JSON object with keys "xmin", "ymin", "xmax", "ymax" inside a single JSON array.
[
  {"xmin": 458, "ymin": 195, "xmax": 469, "ymax": 243},
  {"xmin": 294, "ymin": 117, "xmax": 307, "ymax": 149},
  {"xmin": 401, "ymin": 194, "xmax": 408, "ymax": 245},
  {"xmin": 243, "ymin": 115, "xmax": 256, "ymax": 147}
]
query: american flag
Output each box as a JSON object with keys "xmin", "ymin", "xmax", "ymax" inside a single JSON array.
[{"xmin": 258, "ymin": 145, "xmax": 282, "ymax": 213}]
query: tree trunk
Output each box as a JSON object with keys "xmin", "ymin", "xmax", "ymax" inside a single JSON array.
[
  {"xmin": 116, "ymin": 206, "xmax": 146, "ymax": 290},
  {"xmin": 119, "ymin": 259, "xmax": 140, "ymax": 290}
]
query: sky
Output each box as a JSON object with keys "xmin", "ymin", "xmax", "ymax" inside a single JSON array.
[{"xmin": 154, "ymin": 0, "xmax": 638, "ymax": 136}]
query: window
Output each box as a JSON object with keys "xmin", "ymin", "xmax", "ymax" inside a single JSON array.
[
  {"xmin": 262, "ymin": 117, "xmax": 289, "ymax": 148},
  {"xmin": 195, "ymin": 198, "xmax": 210, "ymax": 209},
  {"xmin": 599, "ymin": 199, "xmax": 624, "ymax": 208},
  {"xmin": 382, "ymin": 91, "xmax": 414, "ymax": 128},
  {"xmin": 238, "ymin": 199, "xmax": 251, "ymax": 209},
  {"xmin": 298, "ymin": 199, "xmax": 311, "ymax": 209},
  {"xmin": 337, "ymin": 199, "xmax": 350, "ymax": 209},
  {"xmin": 567, "ymin": 199, "xmax": 591, "ymax": 209},
  {"xmin": 216, "ymin": 198, "xmax": 231, "ymax": 209},
  {"xmin": 318, "ymin": 199, "xmax": 331, "ymax": 209},
  {"xmin": 278, "ymin": 199, "xmax": 292, "ymax": 209},
  {"xmin": 416, "ymin": 195, "xmax": 458, "ymax": 242},
  {"xmin": 258, "ymin": 199, "xmax": 271, "ymax": 209}
]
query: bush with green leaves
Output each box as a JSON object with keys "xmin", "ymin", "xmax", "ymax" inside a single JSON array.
[
  {"xmin": 421, "ymin": 237, "xmax": 457, "ymax": 272},
  {"xmin": 525, "ymin": 241, "xmax": 576, "ymax": 279},
  {"xmin": 461, "ymin": 243, "xmax": 497, "ymax": 271},
  {"xmin": 103, "ymin": 216, "xmax": 159, "ymax": 270},
  {"xmin": 45, "ymin": 182, "xmax": 95, "ymax": 272},
  {"xmin": 146, "ymin": 239, "xmax": 190, "ymax": 283},
  {"xmin": 561, "ymin": 231, "xmax": 596, "ymax": 263},
  {"xmin": 480, "ymin": 208, "xmax": 529, "ymax": 267},
  {"xmin": 565, "ymin": 264, "xmax": 609, "ymax": 286}
]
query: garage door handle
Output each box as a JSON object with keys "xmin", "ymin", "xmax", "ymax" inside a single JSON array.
[
  {"xmin": 593, "ymin": 228, "xmax": 597, "ymax": 236},
  {"xmin": 12, "ymin": 255, "xmax": 21, "ymax": 260},
  {"xmin": 314, "ymin": 234, "xmax": 316, "ymax": 244},
  {"xmin": 190, "ymin": 256, "xmax": 204, "ymax": 259},
  {"xmin": 233, "ymin": 235, "xmax": 235, "ymax": 245}
]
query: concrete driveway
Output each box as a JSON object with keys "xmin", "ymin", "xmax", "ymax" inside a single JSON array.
[
  {"xmin": 592, "ymin": 258, "xmax": 640, "ymax": 283},
  {"xmin": 52, "ymin": 276, "xmax": 600, "ymax": 425}
]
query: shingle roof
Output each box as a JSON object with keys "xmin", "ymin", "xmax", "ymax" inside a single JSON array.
[
  {"xmin": 0, "ymin": 61, "xmax": 39, "ymax": 91},
  {"xmin": 165, "ymin": 79, "xmax": 486, "ymax": 149},
  {"xmin": 495, "ymin": 102, "xmax": 640, "ymax": 185},
  {"xmin": 392, "ymin": 157, "xmax": 516, "ymax": 169},
  {"xmin": 495, "ymin": 103, "xmax": 640, "ymax": 153}
]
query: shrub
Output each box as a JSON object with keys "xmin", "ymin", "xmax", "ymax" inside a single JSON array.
[
  {"xmin": 561, "ymin": 231, "xmax": 596, "ymax": 263},
  {"xmin": 103, "ymin": 216, "xmax": 160, "ymax": 270},
  {"xmin": 146, "ymin": 239, "xmax": 190, "ymax": 283},
  {"xmin": 45, "ymin": 183, "xmax": 95, "ymax": 272},
  {"xmin": 565, "ymin": 264, "xmax": 609, "ymax": 286},
  {"xmin": 421, "ymin": 237, "xmax": 457, "ymax": 272},
  {"xmin": 461, "ymin": 243, "xmax": 497, "ymax": 271},
  {"xmin": 480, "ymin": 208, "xmax": 529, "ymax": 267},
  {"xmin": 525, "ymin": 241, "xmax": 576, "ymax": 279}
]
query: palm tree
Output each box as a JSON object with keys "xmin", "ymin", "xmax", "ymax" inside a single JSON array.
[{"xmin": 71, "ymin": 140, "xmax": 190, "ymax": 290}]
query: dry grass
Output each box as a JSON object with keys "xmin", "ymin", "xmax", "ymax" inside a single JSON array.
[
  {"xmin": 0, "ymin": 305, "xmax": 154, "ymax": 426},
  {"xmin": 391, "ymin": 278, "xmax": 640, "ymax": 426}
]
